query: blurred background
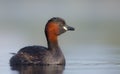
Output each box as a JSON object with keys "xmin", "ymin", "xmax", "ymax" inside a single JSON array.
[{"xmin": 0, "ymin": 0, "xmax": 120, "ymax": 66}]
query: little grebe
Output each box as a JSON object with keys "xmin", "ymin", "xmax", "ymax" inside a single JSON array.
[{"xmin": 10, "ymin": 17, "xmax": 75, "ymax": 66}]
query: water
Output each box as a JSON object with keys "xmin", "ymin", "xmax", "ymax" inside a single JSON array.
[
  {"xmin": 7, "ymin": 60, "xmax": 120, "ymax": 74},
  {"xmin": 1, "ymin": 57, "xmax": 120, "ymax": 74},
  {"xmin": 1, "ymin": 45, "xmax": 120, "ymax": 74}
]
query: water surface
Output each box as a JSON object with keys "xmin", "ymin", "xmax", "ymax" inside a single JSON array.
[{"xmin": 1, "ymin": 45, "xmax": 120, "ymax": 74}]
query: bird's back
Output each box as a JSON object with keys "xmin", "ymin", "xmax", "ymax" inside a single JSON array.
[
  {"xmin": 10, "ymin": 46, "xmax": 51, "ymax": 65},
  {"xmin": 10, "ymin": 45, "xmax": 65, "ymax": 65}
]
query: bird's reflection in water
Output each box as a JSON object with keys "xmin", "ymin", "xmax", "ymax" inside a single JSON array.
[{"xmin": 11, "ymin": 65, "xmax": 65, "ymax": 74}]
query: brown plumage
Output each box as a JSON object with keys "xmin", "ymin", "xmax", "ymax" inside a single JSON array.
[{"xmin": 10, "ymin": 17, "xmax": 75, "ymax": 66}]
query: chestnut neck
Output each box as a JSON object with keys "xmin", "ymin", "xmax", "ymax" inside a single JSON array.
[{"xmin": 45, "ymin": 31, "xmax": 60, "ymax": 52}]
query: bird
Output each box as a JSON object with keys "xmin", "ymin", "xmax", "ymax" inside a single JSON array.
[{"xmin": 10, "ymin": 17, "xmax": 75, "ymax": 66}]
